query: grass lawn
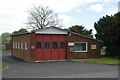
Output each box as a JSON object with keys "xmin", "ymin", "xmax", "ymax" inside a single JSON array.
[
  {"xmin": 0, "ymin": 63, "xmax": 7, "ymax": 71},
  {"xmin": 79, "ymin": 57, "xmax": 119, "ymax": 65}
]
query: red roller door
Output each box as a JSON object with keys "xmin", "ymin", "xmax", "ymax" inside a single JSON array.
[
  {"xmin": 35, "ymin": 34, "xmax": 43, "ymax": 60},
  {"xmin": 35, "ymin": 34, "xmax": 66, "ymax": 61},
  {"xmin": 51, "ymin": 35, "xmax": 59, "ymax": 60},
  {"xmin": 43, "ymin": 35, "xmax": 51, "ymax": 60},
  {"xmin": 58, "ymin": 35, "xmax": 66, "ymax": 60}
]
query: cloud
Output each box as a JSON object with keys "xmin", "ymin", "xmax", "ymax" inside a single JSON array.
[
  {"xmin": 0, "ymin": 0, "xmax": 119, "ymax": 34},
  {"xmin": 119, "ymin": 1, "xmax": 120, "ymax": 12},
  {"xmin": 58, "ymin": 14, "xmax": 72, "ymax": 28},
  {"xmin": 75, "ymin": 9, "xmax": 83, "ymax": 13},
  {"xmin": 105, "ymin": 4, "xmax": 118, "ymax": 15},
  {"xmin": 97, "ymin": 0, "xmax": 119, "ymax": 2},
  {"xmin": 32, "ymin": 0, "xmax": 103, "ymax": 13},
  {"xmin": 39, "ymin": 0, "xmax": 87, "ymax": 13},
  {"xmin": 90, "ymin": 4, "xmax": 103, "ymax": 12}
]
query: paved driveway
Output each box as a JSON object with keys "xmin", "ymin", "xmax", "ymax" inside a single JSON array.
[{"xmin": 2, "ymin": 50, "xmax": 118, "ymax": 78}]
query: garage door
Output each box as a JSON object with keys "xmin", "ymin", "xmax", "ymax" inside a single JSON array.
[{"xmin": 35, "ymin": 34, "xmax": 66, "ymax": 61}]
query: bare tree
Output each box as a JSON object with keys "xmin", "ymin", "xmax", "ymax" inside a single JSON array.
[{"xmin": 26, "ymin": 5, "xmax": 62, "ymax": 29}]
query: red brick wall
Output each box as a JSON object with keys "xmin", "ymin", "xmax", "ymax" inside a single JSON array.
[
  {"xmin": 30, "ymin": 33, "xmax": 36, "ymax": 61},
  {"xmin": 12, "ymin": 32, "xmax": 101, "ymax": 62},
  {"xmin": 67, "ymin": 33, "xmax": 101, "ymax": 59},
  {"xmin": 12, "ymin": 33, "xmax": 35, "ymax": 62}
]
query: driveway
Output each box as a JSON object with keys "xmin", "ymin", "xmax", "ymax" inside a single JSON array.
[{"xmin": 2, "ymin": 50, "xmax": 118, "ymax": 78}]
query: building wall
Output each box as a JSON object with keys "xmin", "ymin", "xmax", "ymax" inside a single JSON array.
[
  {"xmin": 67, "ymin": 33, "xmax": 101, "ymax": 59},
  {"xmin": 12, "ymin": 32, "xmax": 101, "ymax": 62},
  {"xmin": 30, "ymin": 33, "xmax": 36, "ymax": 62},
  {"xmin": 12, "ymin": 33, "xmax": 35, "ymax": 62}
]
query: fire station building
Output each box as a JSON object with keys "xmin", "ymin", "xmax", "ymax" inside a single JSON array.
[{"xmin": 12, "ymin": 26, "xmax": 101, "ymax": 62}]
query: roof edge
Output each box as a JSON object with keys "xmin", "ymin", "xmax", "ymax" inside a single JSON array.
[
  {"xmin": 67, "ymin": 31, "xmax": 102, "ymax": 42},
  {"xmin": 12, "ymin": 26, "xmax": 103, "ymax": 42},
  {"xmin": 12, "ymin": 32, "xmax": 32, "ymax": 36}
]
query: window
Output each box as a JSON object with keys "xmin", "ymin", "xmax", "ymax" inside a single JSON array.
[
  {"xmin": 16, "ymin": 42, "xmax": 17, "ymax": 48},
  {"xmin": 36, "ymin": 42, "xmax": 41, "ymax": 49},
  {"xmin": 25, "ymin": 42, "xmax": 27, "ymax": 50},
  {"xmin": 44, "ymin": 42, "xmax": 49, "ymax": 49},
  {"xmin": 74, "ymin": 42, "xmax": 87, "ymax": 52},
  {"xmin": 14, "ymin": 42, "xmax": 16, "ymax": 48},
  {"xmin": 18, "ymin": 42, "xmax": 20, "ymax": 49},
  {"xmin": 60, "ymin": 42, "xmax": 65, "ymax": 49},
  {"xmin": 13, "ymin": 42, "xmax": 15, "ymax": 48},
  {"xmin": 21, "ymin": 42, "xmax": 23, "ymax": 49},
  {"xmin": 53, "ymin": 42, "xmax": 57, "ymax": 49}
]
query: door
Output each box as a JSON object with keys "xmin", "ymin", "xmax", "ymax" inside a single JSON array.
[
  {"xmin": 51, "ymin": 35, "xmax": 59, "ymax": 60},
  {"xmin": 58, "ymin": 35, "xmax": 66, "ymax": 60},
  {"xmin": 43, "ymin": 34, "xmax": 51, "ymax": 60},
  {"xmin": 35, "ymin": 34, "xmax": 43, "ymax": 60},
  {"xmin": 35, "ymin": 34, "xmax": 66, "ymax": 61}
]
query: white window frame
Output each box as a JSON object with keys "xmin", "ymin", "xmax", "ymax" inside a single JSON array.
[
  {"xmin": 21, "ymin": 42, "xmax": 23, "ymax": 49},
  {"xmin": 13, "ymin": 42, "xmax": 14, "ymax": 48},
  {"xmin": 16, "ymin": 42, "xmax": 17, "ymax": 48},
  {"xmin": 14, "ymin": 42, "xmax": 16, "ymax": 48},
  {"xmin": 74, "ymin": 42, "xmax": 88, "ymax": 52},
  {"xmin": 25, "ymin": 42, "xmax": 27, "ymax": 50},
  {"xmin": 18, "ymin": 42, "xmax": 20, "ymax": 49}
]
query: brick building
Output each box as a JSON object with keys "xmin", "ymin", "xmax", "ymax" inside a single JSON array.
[{"xmin": 12, "ymin": 26, "xmax": 101, "ymax": 62}]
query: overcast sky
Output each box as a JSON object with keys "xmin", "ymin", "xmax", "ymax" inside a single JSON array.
[{"xmin": 0, "ymin": 0, "xmax": 119, "ymax": 35}]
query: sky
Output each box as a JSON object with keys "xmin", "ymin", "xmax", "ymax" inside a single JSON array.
[{"xmin": 0, "ymin": 0, "xmax": 119, "ymax": 35}]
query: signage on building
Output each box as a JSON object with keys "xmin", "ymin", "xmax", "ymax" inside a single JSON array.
[
  {"xmin": 68, "ymin": 42, "xmax": 74, "ymax": 46},
  {"xmin": 31, "ymin": 46, "xmax": 35, "ymax": 49},
  {"xmin": 91, "ymin": 45, "xmax": 96, "ymax": 49}
]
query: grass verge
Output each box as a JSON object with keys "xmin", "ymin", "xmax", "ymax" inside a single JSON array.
[
  {"xmin": 0, "ymin": 63, "xmax": 7, "ymax": 71},
  {"xmin": 79, "ymin": 57, "xmax": 119, "ymax": 65}
]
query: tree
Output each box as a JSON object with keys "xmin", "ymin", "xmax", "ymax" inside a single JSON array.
[
  {"xmin": 68, "ymin": 25, "xmax": 93, "ymax": 38},
  {"xmin": 12, "ymin": 28, "xmax": 28, "ymax": 35},
  {"xmin": 1, "ymin": 32, "xmax": 11, "ymax": 43},
  {"xmin": 27, "ymin": 5, "xmax": 61, "ymax": 29},
  {"xmin": 94, "ymin": 12, "xmax": 120, "ymax": 56},
  {"xmin": 0, "ymin": 35, "xmax": 2, "ymax": 40}
]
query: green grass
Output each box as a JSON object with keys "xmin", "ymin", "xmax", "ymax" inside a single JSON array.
[
  {"xmin": 79, "ymin": 58, "xmax": 119, "ymax": 65},
  {"xmin": 0, "ymin": 63, "xmax": 7, "ymax": 71}
]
